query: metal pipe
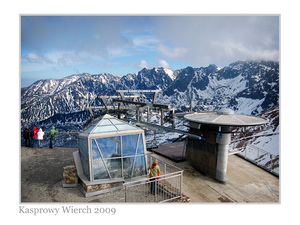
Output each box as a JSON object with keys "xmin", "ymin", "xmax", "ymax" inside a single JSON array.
[
  {"xmin": 130, "ymin": 134, "xmax": 141, "ymax": 178},
  {"xmin": 124, "ymin": 172, "xmax": 182, "ymax": 186},
  {"xmin": 113, "ymin": 99, "xmax": 147, "ymax": 107},
  {"xmin": 180, "ymin": 171, "xmax": 183, "ymax": 198},
  {"xmin": 125, "ymin": 185, "xmax": 128, "ymax": 202},
  {"xmin": 135, "ymin": 121, "xmax": 206, "ymax": 141}
]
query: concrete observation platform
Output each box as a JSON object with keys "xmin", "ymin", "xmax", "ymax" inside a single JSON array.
[{"xmin": 21, "ymin": 145, "xmax": 279, "ymax": 203}]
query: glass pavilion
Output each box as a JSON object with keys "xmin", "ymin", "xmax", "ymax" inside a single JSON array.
[{"xmin": 74, "ymin": 114, "xmax": 148, "ymax": 189}]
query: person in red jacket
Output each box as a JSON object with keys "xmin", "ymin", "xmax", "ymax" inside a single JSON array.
[{"xmin": 30, "ymin": 126, "xmax": 39, "ymax": 147}]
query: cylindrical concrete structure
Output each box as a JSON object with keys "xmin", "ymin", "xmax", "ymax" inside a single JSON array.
[
  {"xmin": 184, "ymin": 109, "xmax": 268, "ymax": 184},
  {"xmin": 216, "ymin": 133, "xmax": 231, "ymax": 183}
]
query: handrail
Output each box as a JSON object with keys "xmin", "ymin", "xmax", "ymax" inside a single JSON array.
[
  {"xmin": 146, "ymin": 154, "xmax": 183, "ymax": 172},
  {"xmin": 238, "ymin": 144, "xmax": 279, "ymax": 176},
  {"xmin": 124, "ymin": 171, "xmax": 183, "ymax": 187}
]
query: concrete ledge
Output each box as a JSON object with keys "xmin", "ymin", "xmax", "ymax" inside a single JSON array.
[
  {"xmin": 61, "ymin": 180, "xmax": 77, "ymax": 188},
  {"xmin": 77, "ymin": 183, "xmax": 124, "ymax": 198}
]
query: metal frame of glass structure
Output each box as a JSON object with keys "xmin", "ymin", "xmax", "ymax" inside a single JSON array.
[{"xmin": 76, "ymin": 114, "xmax": 148, "ymax": 184}]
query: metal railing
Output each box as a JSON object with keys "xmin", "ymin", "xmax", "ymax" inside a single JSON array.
[
  {"xmin": 228, "ymin": 134, "xmax": 279, "ymax": 176},
  {"xmin": 124, "ymin": 155, "xmax": 183, "ymax": 203},
  {"xmin": 237, "ymin": 144, "xmax": 279, "ymax": 176}
]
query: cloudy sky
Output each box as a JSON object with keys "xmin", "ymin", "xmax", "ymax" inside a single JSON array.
[{"xmin": 21, "ymin": 15, "xmax": 279, "ymax": 87}]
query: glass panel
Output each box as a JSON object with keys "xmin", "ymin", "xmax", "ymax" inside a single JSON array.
[
  {"xmin": 122, "ymin": 157, "xmax": 134, "ymax": 179},
  {"xmin": 105, "ymin": 158, "xmax": 122, "ymax": 178},
  {"xmin": 78, "ymin": 137, "xmax": 90, "ymax": 179},
  {"xmin": 93, "ymin": 125, "xmax": 117, "ymax": 133},
  {"xmin": 122, "ymin": 134, "xmax": 139, "ymax": 157},
  {"xmin": 98, "ymin": 119, "xmax": 113, "ymax": 126},
  {"xmin": 78, "ymin": 138, "xmax": 88, "ymax": 157},
  {"xmin": 109, "ymin": 118, "xmax": 124, "ymax": 125},
  {"xmin": 136, "ymin": 134, "xmax": 145, "ymax": 155},
  {"xmin": 80, "ymin": 154, "xmax": 90, "ymax": 179},
  {"xmin": 91, "ymin": 139, "xmax": 101, "ymax": 160},
  {"xmin": 115, "ymin": 124, "xmax": 136, "ymax": 131},
  {"xmin": 132, "ymin": 156, "xmax": 147, "ymax": 177},
  {"xmin": 96, "ymin": 136, "xmax": 121, "ymax": 159},
  {"xmin": 93, "ymin": 160, "xmax": 110, "ymax": 180}
]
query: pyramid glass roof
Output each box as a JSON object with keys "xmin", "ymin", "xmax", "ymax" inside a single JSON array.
[{"xmin": 82, "ymin": 114, "xmax": 139, "ymax": 135}]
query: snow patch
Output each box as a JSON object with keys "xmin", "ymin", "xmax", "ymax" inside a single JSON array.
[{"xmin": 164, "ymin": 68, "xmax": 176, "ymax": 80}]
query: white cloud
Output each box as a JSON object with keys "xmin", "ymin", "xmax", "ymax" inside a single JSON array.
[
  {"xmin": 157, "ymin": 44, "xmax": 187, "ymax": 59},
  {"xmin": 153, "ymin": 16, "xmax": 279, "ymax": 66},
  {"xmin": 132, "ymin": 35, "xmax": 160, "ymax": 49},
  {"xmin": 139, "ymin": 60, "xmax": 149, "ymax": 69},
  {"xmin": 25, "ymin": 53, "xmax": 39, "ymax": 61},
  {"xmin": 214, "ymin": 41, "xmax": 279, "ymax": 62},
  {"xmin": 23, "ymin": 53, "xmax": 53, "ymax": 64},
  {"xmin": 158, "ymin": 59, "xmax": 169, "ymax": 68}
]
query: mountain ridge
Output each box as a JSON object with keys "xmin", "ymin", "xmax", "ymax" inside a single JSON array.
[{"xmin": 21, "ymin": 60, "xmax": 279, "ymax": 127}]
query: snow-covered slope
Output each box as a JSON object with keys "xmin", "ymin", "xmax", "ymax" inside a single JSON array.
[
  {"xmin": 230, "ymin": 104, "xmax": 279, "ymax": 174},
  {"xmin": 157, "ymin": 61, "xmax": 279, "ymax": 115}
]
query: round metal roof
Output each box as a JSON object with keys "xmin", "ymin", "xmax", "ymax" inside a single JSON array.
[{"xmin": 184, "ymin": 109, "xmax": 268, "ymax": 127}]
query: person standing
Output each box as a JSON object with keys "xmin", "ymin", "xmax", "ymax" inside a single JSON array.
[
  {"xmin": 30, "ymin": 126, "xmax": 38, "ymax": 147},
  {"xmin": 23, "ymin": 126, "xmax": 30, "ymax": 147},
  {"xmin": 148, "ymin": 159, "xmax": 160, "ymax": 195},
  {"xmin": 48, "ymin": 126, "xmax": 57, "ymax": 148},
  {"xmin": 37, "ymin": 128, "xmax": 44, "ymax": 148}
]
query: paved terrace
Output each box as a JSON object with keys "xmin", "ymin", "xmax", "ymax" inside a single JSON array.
[{"xmin": 21, "ymin": 146, "xmax": 279, "ymax": 203}]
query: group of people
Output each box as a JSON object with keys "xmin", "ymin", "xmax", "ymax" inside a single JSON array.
[{"xmin": 23, "ymin": 126, "xmax": 57, "ymax": 148}]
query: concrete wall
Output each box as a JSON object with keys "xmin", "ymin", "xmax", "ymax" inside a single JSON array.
[{"xmin": 185, "ymin": 127, "xmax": 218, "ymax": 178}]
